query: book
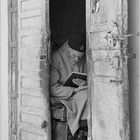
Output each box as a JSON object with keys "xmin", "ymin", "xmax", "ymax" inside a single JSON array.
[{"xmin": 63, "ymin": 72, "xmax": 87, "ymax": 88}]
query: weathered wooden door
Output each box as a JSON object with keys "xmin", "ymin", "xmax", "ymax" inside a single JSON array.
[
  {"xmin": 17, "ymin": 0, "xmax": 51, "ymax": 139},
  {"xmin": 86, "ymin": 0, "xmax": 129, "ymax": 140}
]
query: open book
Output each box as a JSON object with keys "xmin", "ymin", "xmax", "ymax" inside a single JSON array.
[{"xmin": 63, "ymin": 72, "xmax": 87, "ymax": 88}]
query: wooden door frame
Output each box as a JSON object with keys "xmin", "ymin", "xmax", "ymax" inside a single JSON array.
[{"xmin": 0, "ymin": 0, "xmax": 9, "ymax": 140}]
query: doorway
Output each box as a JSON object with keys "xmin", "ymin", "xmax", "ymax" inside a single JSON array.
[
  {"xmin": 7, "ymin": 0, "xmax": 130, "ymax": 139},
  {"xmin": 49, "ymin": 0, "xmax": 87, "ymax": 139}
]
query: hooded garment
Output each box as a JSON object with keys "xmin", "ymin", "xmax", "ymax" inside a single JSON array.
[{"xmin": 50, "ymin": 42, "xmax": 88, "ymax": 135}]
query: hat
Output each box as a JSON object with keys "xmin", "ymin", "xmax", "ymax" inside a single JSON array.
[{"xmin": 68, "ymin": 33, "xmax": 86, "ymax": 52}]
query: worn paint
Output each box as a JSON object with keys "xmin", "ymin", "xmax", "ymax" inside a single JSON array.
[
  {"xmin": 86, "ymin": 0, "xmax": 129, "ymax": 139},
  {"xmin": 8, "ymin": 0, "xmax": 18, "ymax": 140},
  {"xmin": 16, "ymin": 0, "xmax": 51, "ymax": 139}
]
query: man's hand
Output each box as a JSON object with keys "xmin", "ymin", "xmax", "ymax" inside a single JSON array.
[
  {"xmin": 73, "ymin": 86, "xmax": 87, "ymax": 94},
  {"xmin": 72, "ymin": 78, "xmax": 87, "ymax": 87}
]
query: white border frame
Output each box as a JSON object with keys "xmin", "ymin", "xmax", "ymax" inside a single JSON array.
[
  {"xmin": 0, "ymin": 0, "xmax": 139, "ymax": 140},
  {"xmin": 0, "ymin": 0, "xmax": 9, "ymax": 140}
]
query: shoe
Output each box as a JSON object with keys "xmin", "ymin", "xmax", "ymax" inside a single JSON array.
[{"xmin": 75, "ymin": 127, "xmax": 88, "ymax": 140}]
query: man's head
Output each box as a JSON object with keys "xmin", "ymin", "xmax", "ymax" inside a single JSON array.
[{"xmin": 67, "ymin": 33, "xmax": 86, "ymax": 64}]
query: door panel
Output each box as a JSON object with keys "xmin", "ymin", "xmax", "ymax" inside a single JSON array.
[
  {"xmin": 91, "ymin": 77, "xmax": 124, "ymax": 139},
  {"xmin": 18, "ymin": 0, "xmax": 51, "ymax": 140},
  {"xmin": 86, "ymin": 0, "xmax": 129, "ymax": 139}
]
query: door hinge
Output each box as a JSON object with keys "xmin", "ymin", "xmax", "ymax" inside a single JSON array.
[
  {"xmin": 39, "ymin": 54, "xmax": 47, "ymax": 60},
  {"xmin": 108, "ymin": 32, "xmax": 139, "ymax": 41},
  {"xmin": 105, "ymin": 22, "xmax": 139, "ymax": 48},
  {"xmin": 92, "ymin": 0, "xmax": 100, "ymax": 13},
  {"xmin": 115, "ymin": 52, "xmax": 136, "ymax": 61},
  {"xmin": 41, "ymin": 120, "xmax": 48, "ymax": 129},
  {"xmin": 41, "ymin": 120, "xmax": 48, "ymax": 133},
  {"xmin": 110, "ymin": 79, "xmax": 123, "ymax": 84}
]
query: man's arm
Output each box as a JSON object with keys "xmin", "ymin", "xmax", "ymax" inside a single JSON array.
[{"xmin": 50, "ymin": 64, "xmax": 74, "ymax": 99}]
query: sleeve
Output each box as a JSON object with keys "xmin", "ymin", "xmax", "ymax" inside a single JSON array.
[{"xmin": 50, "ymin": 56, "xmax": 74, "ymax": 99}]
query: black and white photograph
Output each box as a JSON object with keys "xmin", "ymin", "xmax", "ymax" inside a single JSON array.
[{"xmin": 0, "ymin": 0, "xmax": 140, "ymax": 140}]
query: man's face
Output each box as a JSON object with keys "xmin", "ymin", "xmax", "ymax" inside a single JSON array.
[{"xmin": 68, "ymin": 47, "xmax": 85, "ymax": 64}]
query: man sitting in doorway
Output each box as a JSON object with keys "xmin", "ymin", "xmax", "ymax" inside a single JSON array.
[{"xmin": 50, "ymin": 33, "xmax": 88, "ymax": 138}]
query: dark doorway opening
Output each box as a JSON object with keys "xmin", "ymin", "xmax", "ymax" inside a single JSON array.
[{"xmin": 50, "ymin": 0, "xmax": 86, "ymax": 52}]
